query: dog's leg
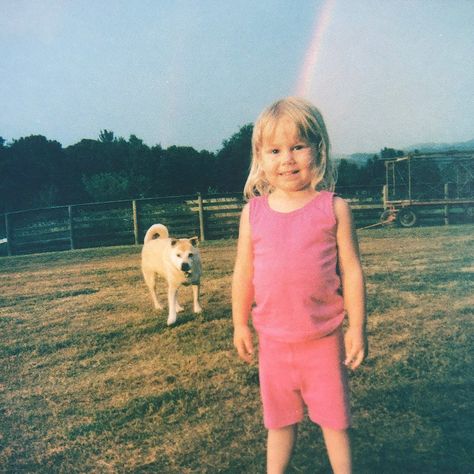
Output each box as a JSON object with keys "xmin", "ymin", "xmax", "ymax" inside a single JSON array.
[
  {"xmin": 167, "ymin": 286, "xmax": 178, "ymax": 325},
  {"xmin": 192, "ymin": 284, "xmax": 202, "ymax": 313},
  {"xmin": 175, "ymin": 289, "xmax": 184, "ymax": 313},
  {"xmin": 143, "ymin": 270, "xmax": 162, "ymax": 310}
]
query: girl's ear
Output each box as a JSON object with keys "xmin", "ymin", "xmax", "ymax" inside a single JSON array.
[{"xmin": 190, "ymin": 237, "xmax": 199, "ymax": 247}]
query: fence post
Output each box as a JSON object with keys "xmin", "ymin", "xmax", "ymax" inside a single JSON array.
[
  {"xmin": 68, "ymin": 206, "xmax": 75, "ymax": 250},
  {"xmin": 132, "ymin": 200, "xmax": 139, "ymax": 245},
  {"xmin": 4, "ymin": 213, "xmax": 12, "ymax": 256},
  {"xmin": 382, "ymin": 185, "xmax": 388, "ymax": 209},
  {"xmin": 408, "ymin": 156, "xmax": 412, "ymax": 201},
  {"xmin": 444, "ymin": 183, "xmax": 450, "ymax": 226},
  {"xmin": 197, "ymin": 193, "xmax": 206, "ymax": 241}
]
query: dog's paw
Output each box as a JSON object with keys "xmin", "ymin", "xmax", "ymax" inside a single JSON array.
[
  {"xmin": 193, "ymin": 304, "xmax": 202, "ymax": 314},
  {"xmin": 175, "ymin": 304, "xmax": 184, "ymax": 313},
  {"xmin": 167, "ymin": 315, "xmax": 177, "ymax": 326},
  {"xmin": 154, "ymin": 303, "xmax": 163, "ymax": 310}
]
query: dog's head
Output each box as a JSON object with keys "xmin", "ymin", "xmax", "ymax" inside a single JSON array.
[{"xmin": 169, "ymin": 237, "xmax": 200, "ymax": 277}]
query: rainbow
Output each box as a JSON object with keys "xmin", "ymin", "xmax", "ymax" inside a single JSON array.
[{"xmin": 294, "ymin": 0, "xmax": 336, "ymax": 97}]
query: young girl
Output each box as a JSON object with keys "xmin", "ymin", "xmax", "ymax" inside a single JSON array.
[{"xmin": 232, "ymin": 97, "xmax": 367, "ymax": 474}]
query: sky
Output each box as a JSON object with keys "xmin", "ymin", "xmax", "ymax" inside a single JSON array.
[{"xmin": 1, "ymin": 0, "xmax": 473, "ymax": 155}]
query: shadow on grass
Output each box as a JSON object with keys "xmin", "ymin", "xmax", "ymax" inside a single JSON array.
[
  {"xmin": 0, "ymin": 288, "xmax": 99, "ymax": 308},
  {"xmin": 397, "ymin": 271, "xmax": 473, "ymax": 294},
  {"xmin": 352, "ymin": 379, "xmax": 473, "ymax": 473},
  {"xmin": 68, "ymin": 388, "xmax": 199, "ymax": 439}
]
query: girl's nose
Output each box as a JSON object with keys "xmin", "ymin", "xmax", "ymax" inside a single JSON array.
[{"xmin": 281, "ymin": 150, "xmax": 295, "ymax": 163}]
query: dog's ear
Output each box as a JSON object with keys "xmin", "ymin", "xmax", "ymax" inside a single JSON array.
[
  {"xmin": 170, "ymin": 239, "xmax": 178, "ymax": 246},
  {"xmin": 190, "ymin": 236, "xmax": 199, "ymax": 247}
]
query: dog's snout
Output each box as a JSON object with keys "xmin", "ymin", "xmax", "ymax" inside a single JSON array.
[{"xmin": 181, "ymin": 262, "xmax": 191, "ymax": 272}]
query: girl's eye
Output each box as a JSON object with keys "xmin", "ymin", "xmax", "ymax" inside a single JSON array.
[
  {"xmin": 271, "ymin": 149, "xmax": 279, "ymax": 154},
  {"xmin": 293, "ymin": 145, "xmax": 304, "ymax": 151}
]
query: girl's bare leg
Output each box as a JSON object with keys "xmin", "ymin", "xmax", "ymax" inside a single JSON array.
[
  {"xmin": 321, "ymin": 427, "xmax": 352, "ymax": 474},
  {"xmin": 267, "ymin": 424, "xmax": 297, "ymax": 474}
]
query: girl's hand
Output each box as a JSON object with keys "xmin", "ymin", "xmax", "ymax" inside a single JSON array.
[
  {"xmin": 344, "ymin": 327, "xmax": 368, "ymax": 370},
  {"xmin": 234, "ymin": 325, "xmax": 254, "ymax": 364}
]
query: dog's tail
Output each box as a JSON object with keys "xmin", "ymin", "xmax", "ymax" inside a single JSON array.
[{"xmin": 144, "ymin": 224, "xmax": 169, "ymax": 243}]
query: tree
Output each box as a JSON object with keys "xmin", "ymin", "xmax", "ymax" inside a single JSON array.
[
  {"xmin": 157, "ymin": 146, "xmax": 212, "ymax": 195},
  {"xmin": 82, "ymin": 172, "xmax": 129, "ymax": 201},
  {"xmin": 1, "ymin": 135, "xmax": 65, "ymax": 211},
  {"xmin": 216, "ymin": 124, "xmax": 253, "ymax": 192},
  {"xmin": 336, "ymin": 159, "xmax": 361, "ymax": 187},
  {"xmin": 409, "ymin": 157, "xmax": 443, "ymax": 198},
  {"xmin": 358, "ymin": 152, "xmax": 390, "ymax": 186},
  {"xmin": 380, "ymin": 147, "xmax": 404, "ymax": 160},
  {"xmin": 199, "ymin": 149, "xmax": 219, "ymax": 193},
  {"xmin": 64, "ymin": 132, "xmax": 157, "ymax": 202},
  {"xmin": 123, "ymin": 135, "xmax": 157, "ymax": 198},
  {"xmin": 99, "ymin": 129, "xmax": 115, "ymax": 143}
]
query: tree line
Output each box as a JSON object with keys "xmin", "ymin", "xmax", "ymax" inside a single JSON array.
[{"xmin": 0, "ymin": 125, "xmax": 406, "ymax": 213}]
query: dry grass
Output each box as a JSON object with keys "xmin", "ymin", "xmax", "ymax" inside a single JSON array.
[{"xmin": 0, "ymin": 225, "xmax": 473, "ymax": 473}]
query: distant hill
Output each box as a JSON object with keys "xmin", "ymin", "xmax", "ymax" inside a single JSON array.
[
  {"xmin": 405, "ymin": 138, "xmax": 474, "ymax": 153},
  {"xmin": 348, "ymin": 153, "xmax": 376, "ymax": 163},
  {"xmin": 333, "ymin": 153, "xmax": 375, "ymax": 164},
  {"xmin": 335, "ymin": 138, "xmax": 474, "ymax": 164}
]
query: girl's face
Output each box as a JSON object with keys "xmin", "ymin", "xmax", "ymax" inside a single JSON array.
[{"xmin": 258, "ymin": 118, "xmax": 316, "ymax": 195}]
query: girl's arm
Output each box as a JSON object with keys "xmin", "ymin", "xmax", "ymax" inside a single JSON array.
[
  {"xmin": 334, "ymin": 196, "xmax": 368, "ymax": 370},
  {"xmin": 232, "ymin": 203, "xmax": 255, "ymax": 363}
]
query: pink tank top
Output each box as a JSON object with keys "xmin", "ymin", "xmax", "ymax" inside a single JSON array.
[{"xmin": 249, "ymin": 191, "xmax": 345, "ymax": 342}]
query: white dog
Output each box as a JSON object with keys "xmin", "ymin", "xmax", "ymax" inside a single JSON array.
[{"xmin": 141, "ymin": 224, "xmax": 202, "ymax": 325}]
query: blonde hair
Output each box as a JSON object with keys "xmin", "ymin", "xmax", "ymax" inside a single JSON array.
[{"xmin": 243, "ymin": 96, "xmax": 336, "ymax": 199}]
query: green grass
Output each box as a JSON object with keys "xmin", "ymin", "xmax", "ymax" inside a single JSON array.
[{"xmin": 0, "ymin": 226, "xmax": 473, "ymax": 473}]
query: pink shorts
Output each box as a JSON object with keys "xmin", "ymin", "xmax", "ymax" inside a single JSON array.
[{"xmin": 258, "ymin": 328, "xmax": 351, "ymax": 430}]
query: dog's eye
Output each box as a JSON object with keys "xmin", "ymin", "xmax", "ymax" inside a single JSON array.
[
  {"xmin": 189, "ymin": 253, "xmax": 193, "ymax": 258},
  {"xmin": 177, "ymin": 253, "xmax": 181, "ymax": 258}
]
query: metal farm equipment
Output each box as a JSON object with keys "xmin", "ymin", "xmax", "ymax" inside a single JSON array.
[{"xmin": 381, "ymin": 151, "xmax": 474, "ymax": 227}]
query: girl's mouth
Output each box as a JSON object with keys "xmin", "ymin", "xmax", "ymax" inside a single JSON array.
[{"xmin": 279, "ymin": 170, "xmax": 299, "ymax": 176}]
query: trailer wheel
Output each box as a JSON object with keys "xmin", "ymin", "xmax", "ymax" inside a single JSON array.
[{"xmin": 397, "ymin": 208, "xmax": 418, "ymax": 228}]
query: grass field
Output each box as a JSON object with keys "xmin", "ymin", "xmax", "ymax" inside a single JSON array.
[{"xmin": 0, "ymin": 225, "xmax": 473, "ymax": 473}]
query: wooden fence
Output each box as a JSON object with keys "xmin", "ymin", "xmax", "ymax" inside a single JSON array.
[
  {"xmin": 0, "ymin": 187, "xmax": 469, "ymax": 257},
  {"xmin": 0, "ymin": 190, "xmax": 376, "ymax": 256}
]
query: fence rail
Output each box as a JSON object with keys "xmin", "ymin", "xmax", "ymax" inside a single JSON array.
[{"xmin": 0, "ymin": 187, "xmax": 470, "ymax": 257}]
